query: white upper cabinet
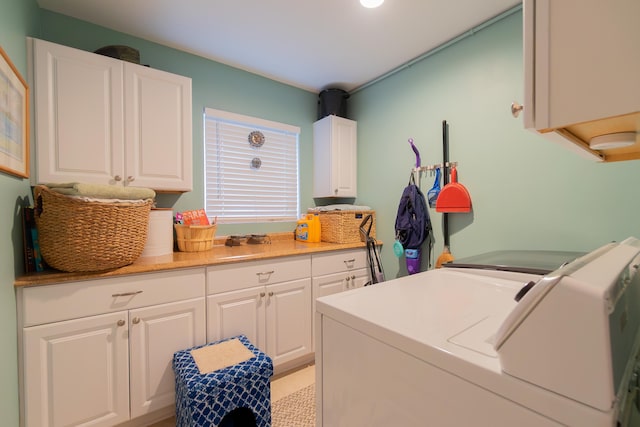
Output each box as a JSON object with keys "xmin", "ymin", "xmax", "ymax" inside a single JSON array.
[
  {"xmin": 29, "ymin": 38, "xmax": 193, "ymax": 190},
  {"xmin": 522, "ymin": 0, "xmax": 640, "ymax": 162},
  {"xmin": 313, "ymin": 115, "xmax": 357, "ymax": 198}
]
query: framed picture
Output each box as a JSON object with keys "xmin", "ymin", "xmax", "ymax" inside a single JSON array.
[{"xmin": 0, "ymin": 46, "xmax": 29, "ymax": 179}]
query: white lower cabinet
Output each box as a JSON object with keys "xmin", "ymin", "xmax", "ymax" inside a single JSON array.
[
  {"xmin": 206, "ymin": 256, "xmax": 312, "ymax": 370},
  {"xmin": 23, "ymin": 311, "xmax": 130, "ymax": 427},
  {"xmin": 311, "ymin": 249, "xmax": 370, "ymax": 350},
  {"xmin": 18, "ymin": 269, "xmax": 206, "ymax": 427},
  {"xmin": 16, "ymin": 249, "xmax": 367, "ymax": 426},
  {"xmin": 129, "ymin": 298, "xmax": 205, "ymax": 418}
]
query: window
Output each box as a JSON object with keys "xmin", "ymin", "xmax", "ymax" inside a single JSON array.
[{"xmin": 204, "ymin": 108, "xmax": 300, "ymax": 224}]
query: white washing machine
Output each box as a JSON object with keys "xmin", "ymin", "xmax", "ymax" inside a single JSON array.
[{"xmin": 315, "ymin": 238, "xmax": 640, "ymax": 426}]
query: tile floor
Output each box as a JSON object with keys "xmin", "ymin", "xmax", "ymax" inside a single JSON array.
[{"xmin": 149, "ymin": 364, "xmax": 315, "ymax": 426}]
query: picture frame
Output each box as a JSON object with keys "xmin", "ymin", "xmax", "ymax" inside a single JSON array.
[{"xmin": 0, "ymin": 46, "xmax": 29, "ymax": 179}]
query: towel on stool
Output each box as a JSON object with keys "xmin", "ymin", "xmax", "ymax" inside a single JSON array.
[
  {"xmin": 46, "ymin": 182, "xmax": 156, "ymax": 200},
  {"xmin": 190, "ymin": 338, "xmax": 255, "ymax": 374}
]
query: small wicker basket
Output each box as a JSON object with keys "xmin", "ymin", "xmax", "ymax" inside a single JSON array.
[
  {"xmin": 313, "ymin": 210, "xmax": 376, "ymax": 244},
  {"xmin": 34, "ymin": 185, "xmax": 153, "ymax": 272},
  {"xmin": 175, "ymin": 224, "xmax": 217, "ymax": 252}
]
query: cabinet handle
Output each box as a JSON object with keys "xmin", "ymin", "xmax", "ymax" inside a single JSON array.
[
  {"xmin": 132, "ymin": 317, "xmax": 140, "ymax": 324},
  {"xmin": 112, "ymin": 290, "xmax": 143, "ymax": 297},
  {"xmin": 117, "ymin": 320, "xmax": 125, "ymax": 327},
  {"xmin": 268, "ymin": 291, "xmax": 274, "ymax": 297},
  {"xmin": 126, "ymin": 176, "xmax": 135, "ymax": 183},
  {"xmin": 343, "ymin": 259, "xmax": 356, "ymax": 267},
  {"xmin": 260, "ymin": 292, "xmax": 266, "ymax": 298},
  {"xmin": 114, "ymin": 175, "xmax": 122, "ymax": 182},
  {"xmin": 346, "ymin": 277, "xmax": 351, "ymax": 282},
  {"xmin": 351, "ymin": 275, "xmax": 356, "ymax": 280},
  {"xmin": 511, "ymin": 102, "xmax": 524, "ymax": 118},
  {"xmin": 256, "ymin": 271, "xmax": 274, "ymax": 277}
]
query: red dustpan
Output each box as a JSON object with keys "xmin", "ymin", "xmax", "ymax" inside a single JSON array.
[{"xmin": 435, "ymin": 166, "xmax": 471, "ymax": 213}]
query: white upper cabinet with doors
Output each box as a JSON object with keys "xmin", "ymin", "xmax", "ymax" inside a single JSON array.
[
  {"xmin": 521, "ymin": 0, "xmax": 640, "ymax": 162},
  {"xmin": 313, "ymin": 115, "xmax": 357, "ymax": 198},
  {"xmin": 29, "ymin": 38, "xmax": 192, "ymax": 191}
]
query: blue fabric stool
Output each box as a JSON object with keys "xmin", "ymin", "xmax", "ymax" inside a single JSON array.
[{"xmin": 173, "ymin": 335, "xmax": 273, "ymax": 427}]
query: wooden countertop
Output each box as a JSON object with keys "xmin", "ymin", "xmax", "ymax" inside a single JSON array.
[{"xmin": 15, "ymin": 233, "xmax": 378, "ymax": 287}]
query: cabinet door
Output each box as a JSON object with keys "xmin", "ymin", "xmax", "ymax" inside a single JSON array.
[
  {"xmin": 124, "ymin": 63, "xmax": 193, "ymax": 191},
  {"xmin": 526, "ymin": 0, "xmax": 640, "ymax": 131},
  {"xmin": 311, "ymin": 272, "xmax": 346, "ymax": 352},
  {"xmin": 313, "ymin": 116, "xmax": 357, "ymax": 198},
  {"xmin": 23, "ymin": 311, "xmax": 129, "ymax": 427},
  {"xmin": 129, "ymin": 298, "xmax": 205, "ymax": 418},
  {"xmin": 349, "ymin": 267, "xmax": 371, "ymax": 289},
  {"xmin": 207, "ymin": 287, "xmax": 266, "ymax": 350},
  {"xmin": 31, "ymin": 38, "xmax": 125, "ymax": 186},
  {"xmin": 266, "ymin": 278, "xmax": 312, "ymax": 366},
  {"xmin": 522, "ymin": 1, "xmax": 640, "ymax": 161}
]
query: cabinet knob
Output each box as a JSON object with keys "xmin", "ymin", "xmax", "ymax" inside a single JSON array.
[
  {"xmin": 126, "ymin": 176, "xmax": 135, "ymax": 183},
  {"xmin": 117, "ymin": 320, "xmax": 125, "ymax": 327},
  {"xmin": 351, "ymin": 275, "xmax": 356, "ymax": 280},
  {"xmin": 114, "ymin": 175, "xmax": 122, "ymax": 182},
  {"xmin": 260, "ymin": 292, "xmax": 266, "ymax": 298},
  {"xmin": 132, "ymin": 317, "xmax": 140, "ymax": 324},
  {"xmin": 346, "ymin": 277, "xmax": 351, "ymax": 282},
  {"xmin": 268, "ymin": 291, "xmax": 274, "ymax": 297},
  {"xmin": 511, "ymin": 102, "xmax": 524, "ymax": 118}
]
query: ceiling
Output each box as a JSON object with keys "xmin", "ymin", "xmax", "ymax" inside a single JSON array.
[{"xmin": 37, "ymin": 0, "xmax": 522, "ymax": 93}]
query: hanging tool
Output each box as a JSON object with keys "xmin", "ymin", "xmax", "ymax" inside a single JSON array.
[
  {"xmin": 436, "ymin": 120, "xmax": 455, "ymax": 268},
  {"xmin": 427, "ymin": 167, "xmax": 441, "ymax": 208},
  {"xmin": 359, "ymin": 214, "xmax": 384, "ymax": 285},
  {"xmin": 436, "ymin": 164, "xmax": 472, "ymax": 213}
]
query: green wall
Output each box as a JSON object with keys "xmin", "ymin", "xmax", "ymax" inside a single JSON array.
[
  {"xmin": 2, "ymin": 2, "xmax": 640, "ymax": 425},
  {"xmin": 0, "ymin": 1, "xmax": 40, "ymax": 425},
  {"xmin": 352, "ymin": 10, "xmax": 640, "ymax": 278}
]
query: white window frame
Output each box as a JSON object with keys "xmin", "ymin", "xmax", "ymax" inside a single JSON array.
[{"xmin": 204, "ymin": 108, "xmax": 300, "ymax": 224}]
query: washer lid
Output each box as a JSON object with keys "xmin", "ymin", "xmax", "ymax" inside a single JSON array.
[{"xmin": 443, "ymin": 250, "xmax": 585, "ymax": 275}]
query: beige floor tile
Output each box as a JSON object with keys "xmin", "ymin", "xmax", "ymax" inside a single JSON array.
[{"xmin": 271, "ymin": 364, "xmax": 315, "ymax": 402}]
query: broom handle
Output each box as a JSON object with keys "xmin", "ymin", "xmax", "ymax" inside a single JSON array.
[{"xmin": 442, "ymin": 120, "xmax": 450, "ymax": 248}]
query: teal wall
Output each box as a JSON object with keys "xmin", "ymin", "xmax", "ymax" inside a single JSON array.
[
  {"xmin": 2, "ymin": 2, "xmax": 640, "ymax": 425},
  {"xmin": 352, "ymin": 10, "xmax": 640, "ymax": 278},
  {"xmin": 0, "ymin": 1, "xmax": 40, "ymax": 425}
]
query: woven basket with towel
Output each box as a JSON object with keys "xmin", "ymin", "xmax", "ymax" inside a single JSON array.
[{"xmin": 34, "ymin": 184, "xmax": 155, "ymax": 272}]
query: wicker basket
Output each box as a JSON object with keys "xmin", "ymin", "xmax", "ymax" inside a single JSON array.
[
  {"xmin": 34, "ymin": 185, "xmax": 153, "ymax": 272},
  {"xmin": 175, "ymin": 224, "xmax": 217, "ymax": 252},
  {"xmin": 312, "ymin": 210, "xmax": 376, "ymax": 243}
]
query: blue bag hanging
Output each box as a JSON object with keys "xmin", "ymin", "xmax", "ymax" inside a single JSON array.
[{"xmin": 394, "ymin": 173, "xmax": 434, "ymax": 274}]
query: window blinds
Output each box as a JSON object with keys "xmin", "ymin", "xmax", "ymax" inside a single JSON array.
[{"xmin": 204, "ymin": 108, "xmax": 300, "ymax": 223}]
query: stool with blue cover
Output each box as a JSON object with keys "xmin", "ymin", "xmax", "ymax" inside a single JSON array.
[{"xmin": 173, "ymin": 335, "xmax": 273, "ymax": 427}]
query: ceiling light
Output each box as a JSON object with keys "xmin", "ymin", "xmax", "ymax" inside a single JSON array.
[
  {"xmin": 360, "ymin": 0, "xmax": 384, "ymax": 8},
  {"xmin": 589, "ymin": 132, "xmax": 637, "ymax": 150}
]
